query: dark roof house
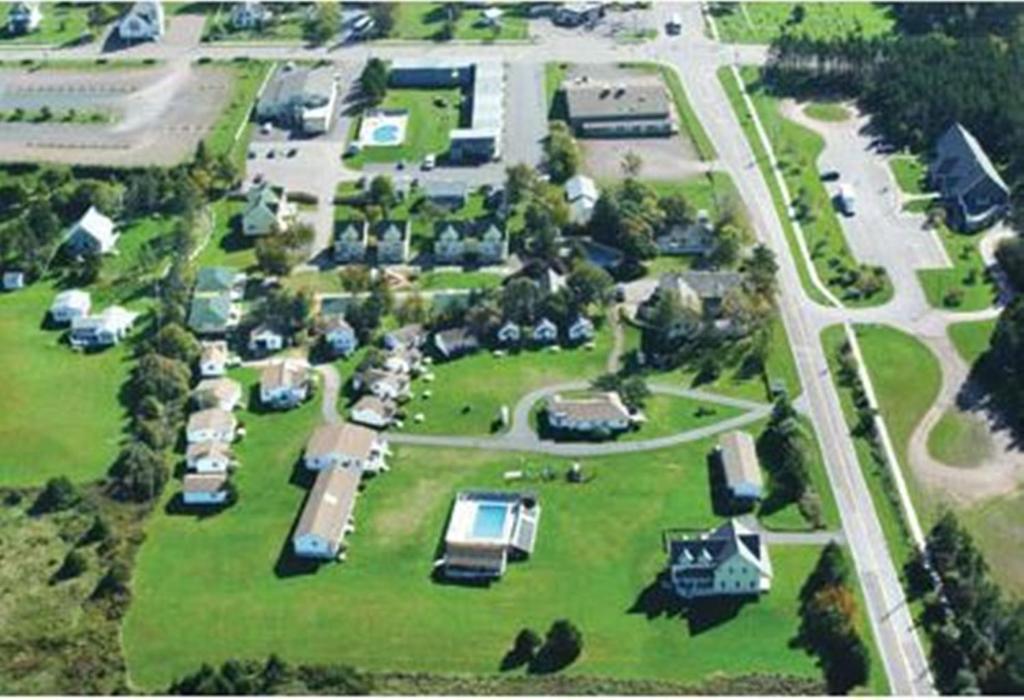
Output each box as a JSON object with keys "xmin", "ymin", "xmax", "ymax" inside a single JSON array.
[{"xmin": 930, "ymin": 123, "xmax": 1010, "ymax": 232}]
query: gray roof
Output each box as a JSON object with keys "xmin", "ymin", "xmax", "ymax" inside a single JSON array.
[
  {"xmin": 719, "ymin": 430, "xmax": 763, "ymax": 492},
  {"xmin": 294, "ymin": 466, "xmax": 361, "ymax": 548},
  {"xmin": 188, "ymin": 294, "xmax": 233, "ymax": 333},
  {"xmin": 932, "ymin": 122, "xmax": 1010, "ymax": 199},
  {"xmin": 258, "ymin": 64, "xmax": 335, "ymax": 114},
  {"xmin": 424, "ymin": 180, "xmax": 469, "ymax": 200},
  {"xmin": 668, "ymin": 520, "xmax": 766, "ymax": 572},
  {"xmin": 565, "ymin": 79, "xmax": 670, "ymax": 121},
  {"xmin": 678, "ymin": 271, "xmax": 744, "ymax": 299}
]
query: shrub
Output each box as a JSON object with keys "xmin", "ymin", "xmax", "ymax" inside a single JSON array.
[{"xmin": 32, "ymin": 476, "xmax": 80, "ymax": 514}]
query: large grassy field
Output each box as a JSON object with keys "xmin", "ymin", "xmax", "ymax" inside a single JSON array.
[
  {"xmin": 396, "ymin": 327, "xmax": 612, "ymax": 436},
  {"xmin": 948, "ymin": 318, "xmax": 997, "ymax": 365},
  {"xmin": 916, "ymin": 224, "xmax": 999, "ymax": 311},
  {"xmin": 0, "ymin": 2, "xmax": 94, "ymax": 45},
  {"xmin": 390, "ymin": 3, "xmax": 529, "ymax": 41},
  {"xmin": 0, "ymin": 282, "xmax": 131, "ymax": 487},
  {"xmin": 961, "ymin": 492, "xmax": 1024, "ymax": 597},
  {"xmin": 712, "ymin": 2, "xmax": 895, "ymax": 44},
  {"xmin": 734, "ymin": 66, "xmax": 892, "ymax": 307},
  {"xmin": 345, "ymin": 87, "xmax": 463, "ymax": 167},
  {"xmin": 122, "ymin": 395, "xmax": 884, "ymax": 691}
]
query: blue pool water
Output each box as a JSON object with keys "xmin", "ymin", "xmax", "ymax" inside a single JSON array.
[
  {"xmin": 372, "ymin": 124, "xmax": 400, "ymax": 145},
  {"xmin": 472, "ymin": 503, "xmax": 508, "ymax": 539}
]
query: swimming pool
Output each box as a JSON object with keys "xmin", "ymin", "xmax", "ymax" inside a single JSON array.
[
  {"xmin": 372, "ymin": 124, "xmax": 401, "ymax": 145},
  {"xmin": 471, "ymin": 503, "xmax": 509, "ymax": 539}
]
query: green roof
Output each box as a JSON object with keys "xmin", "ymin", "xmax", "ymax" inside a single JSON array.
[
  {"xmin": 188, "ymin": 294, "xmax": 233, "ymax": 333},
  {"xmin": 195, "ymin": 267, "xmax": 238, "ymax": 294}
]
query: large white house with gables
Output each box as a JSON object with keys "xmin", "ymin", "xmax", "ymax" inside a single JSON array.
[{"xmin": 665, "ymin": 519, "xmax": 773, "ymax": 598}]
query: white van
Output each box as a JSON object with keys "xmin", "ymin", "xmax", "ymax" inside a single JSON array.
[{"xmin": 837, "ymin": 184, "xmax": 856, "ymax": 215}]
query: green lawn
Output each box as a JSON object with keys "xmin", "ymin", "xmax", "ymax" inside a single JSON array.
[
  {"xmin": 631, "ymin": 64, "xmax": 717, "ymax": 161},
  {"xmin": 417, "ymin": 270, "xmax": 504, "ymax": 290},
  {"xmin": 948, "ymin": 318, "xmax": 997, "ymax": 365},
  {"xmin": 545, "ymin": 62, "xmax": 569, "ymax": 118},
  {"xmin": 0, "ymin": 2, "xmax": 94, "ymax": 45},
  {"xmin": 820, "ymin": 325, "xmax": 917, "ymax": 575},
  {"xmin": 204, "ymin": 60, "xmax": 272, "ymax": 171},
  {"xmin": 390, "ymin": 3, "xmax": 529, "ymax": 41},
  {"xmin": 0, "ymin": 282, "xmax": 131, "ymax": 487},
  {"xmin": 716, "ymin": 67, "xmax": 831, "ymax": 308},
  {"xmin": 123, "ymin": 412, "xmax": 884, "ymax": 692},
  {"xmin": 927, "ymin": 408, "xmax": 993, "ymax": 469},
  {"xmin": 735, "ymin": 66, "xmax": 892, "ymax": 307},
  {"xmin": 916, "ymin": 224, "xmax": 998, "ymax": 311},
  {"xmin": 889, "ymin": 155, "xmax": 928, "ymax": 196},
  {"xmin": 345, "ymin": 87, "xmax": 463, "ymax": 167},
  {"xmin": 712, "ymin": 2, "xmax": 895, "ymax": 44},
  {"xmin": 194, "ymin": 198, "xmax": 255, "ymax": 271},
  {"xmin": 961, "ymin": 493, "xmax": 1024, "ymax": 597},
  {"xmin": 853, "ymin": 323, "xmax": 940, "ymax": 520},
  {"xmin": 397, "ymin": 329, "xmax": 612, "ymax": 436},
  {"xmin": 802, "ymin": 102, "xmax": 849, "ymax": 123}
]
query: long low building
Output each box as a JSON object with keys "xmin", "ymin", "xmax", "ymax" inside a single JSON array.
[
  {"xmin": 563, "ymin": 74, "xmax": 674, "ymax": 137},
  {"xmin": 544, "ymin": 392, "xmax": 636, "ymax": 434},
  {"xmin": 388, "ymin": 58, "xmax": 504, "ymax": 162},
  {"xmin": 304, "ymin": 422, "xmax": 388, "ymax": 473},
  {"xmin": 717, "ymin": 430, "xmax": 764, "ymax": 501},
  {"xmin": 292, "ymin": 466, "xmax": 362, "ymax": 560}
]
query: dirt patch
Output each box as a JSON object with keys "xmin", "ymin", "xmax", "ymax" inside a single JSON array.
[
  {"xmin": 0, "ymin": 63, "xmax": 233, "ymax": 166},
  {"xmin": 581, "ymin": 134, "xmax": 704, "ymax": 180}
]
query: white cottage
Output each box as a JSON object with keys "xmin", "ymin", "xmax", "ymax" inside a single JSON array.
[
  {"xmin": 304, "ymin": 422, "xmax": 389, "ymax": 473},
  {"xmin": 118, "ymin": 1, "xmax": 165, "ymax": 41},
  {"xmin": 260, "ymin": 359, "xmax": 311, "ymax": 409},
  {"xmin": 182, "ymin": 472, "xmax": 230, "ymax": 505},
  {"xmin": 49, "ymin": 289, "xmax": 91, "ymax": 324},
  {"xmin": 186, "ymin": 408, "xmax": 238, "ymax": 444},
  {"xmin": 65, "ymin": 206, "xmax": 117, "ymax": 256},
  {"xmin": 186, "ymin": 441, "xmax": 233, "ymax": 473},
  {"xmin": 199, "ymin": 341, "xmax": 230, "ymax": 377},
  {"xmin": 292, "ymin": 466, "xmax": 361, "ymax": 560}
]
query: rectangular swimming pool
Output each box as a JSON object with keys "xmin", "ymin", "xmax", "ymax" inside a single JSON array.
[{"xmin": 471, "ymin": 503, "xmax": 509, "ymax": 539}]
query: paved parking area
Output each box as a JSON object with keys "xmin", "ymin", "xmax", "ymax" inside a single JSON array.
[
  {"xmin": 0, "ymin": 63, "xmax": 233, "ymax": 166},
  {"xmin": 581, "ymin": 133, "xmax": 704, "ymax": 179}
]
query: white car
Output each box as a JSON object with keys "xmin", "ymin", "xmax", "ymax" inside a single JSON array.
[
  {"xmin": 837, "ymin": 184, "xmax": 856, "ymax": 216},
  {"xmin": 422, "ymin": 154, "xmax": 436, "ymax": 170}
]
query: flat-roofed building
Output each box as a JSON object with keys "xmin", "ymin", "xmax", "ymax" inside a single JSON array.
[{"xmin": 564, "ymin": 76, "xmax": 674, "ymax": 137}]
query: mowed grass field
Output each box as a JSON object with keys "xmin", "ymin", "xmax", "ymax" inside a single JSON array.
[
  {"xmin": 916, "ymin": 224, "xmax": 999, "ymax": 311},
  {"xmin": 123, "ymin": 391, "xmax": 883, "ymax": 691},
  {"xmin": 0, "ymin": 282, "xmax": 130, "ymax": 486},
  {"xmin": 397, "ymin": 327, "xmax": 612, "ymax": 436},
  {"xmin": 391, "ymin": 2, "xmax": 529, "ymax": 41},
  {"xmin": 0, "ymin": 2, "xmax": 93, "ymax": 45},
  {"xmin": 948, "ymin": 318, "xmax": 997, "ymax": 365},
  {"xmin": 345, "ymin": 87, "xmax": 463, "ymax": 167},
  {"xmin": 713, "ymin": 2, "xmax": 895, "ymax": 44}
]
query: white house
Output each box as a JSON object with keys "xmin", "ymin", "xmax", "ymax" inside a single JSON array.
[
  {"xmin": 717, "ymin": 430, "xmax": 764, "ymax": 502},
  {"xmin": 49, "ymin": 289, "xmax": 91, "ymax": 324},
  {"xmin": 565, "ymin": 174, "xmax": 599, "ymax": 225},
  {"xmin": 69, "ymin": 306, "xmax": 139, "ymax": 350},
  {"xmin": 567, "ymin": 315, "xmax": 595, "ymax": 343},
  {"xmin": 260, "ymin": 359, "xmax": 311, "ymax": 409},
  {"xmin": 229, "ymin": 1, "xmax": 273, "ymax": 29},
  {"xmin": 292, "ymin": 466, "xmax": 361, "ymax": 560},
  {"xmin": 186, "ymin": 408, "xmax": 238, "ymax": 444},
  {"xmin": 383, "ymin": 324, "xmax": 426, "ymax": 351},
  {"xmin": 496, "ymin": 320, "xmax": 521, "ymax": 345},
  {"xmin": 353, "ymin": 367, "xmax": 409, "ymax": 402},
  {"xmin": 545, "ymin": 392, "xmax": 635, "ymax": 434},
  {"xmin": 304, "ymin": 422, "xmax": 389, "ymax": 473},
  {"xmin": 248, "ymin": 323, "xmax": 286, "ymax": 355},
  {"xmin": 433, "ymin": 326, "xmax": 480, "ymax": 359},
  {"xmin": 374, "ymin": 220, "xmax": 410, "ymax": 264},
  {"xmin": 383, "ymin": 346, "xmax": 421, "ymax": 376},
  {"xmin": 350, "ymin": 395, "xmax": 396, "ymax": 429},
  {"xmin": 118, "ymin": 1, "xmax": 165, "ymax": 41},
  {"xmin": 65, "ymin": 206, "xmax": 118, "ymax": 256},
  {"xmin": 532, "ymin": 317, "xmax": 559, "ymax": 345},
  {"xmin": 2, "ymin": 271, "xmax": 25, "ymax": 291},
  {"xmin": 186, "ymin": 441, "xmax": 233, "ymax": 473},
  {"xmin": 433, "ymin": 220, "xmax": 507, "ymax": 264},
  {"xmin": 323, "ymin": 316, "xmax": 358, "ymax": 357},
  {"xmin": 183, "ymin": 473, "xmax": 230, "ymax": 505},
  {"xmin": 7, "ymin": 2, "xmax": 42, "ymax": 34},
  {"xmin": 192, "ymin": 377, "xmax": 243, "ymax": 412},
  {"xmin": 666, "ymin": 519, "xmax": 773, "ymax": 598},
  {"xmin": 199, "ymin": 341, "xmax": 230, "ymax": 377}
]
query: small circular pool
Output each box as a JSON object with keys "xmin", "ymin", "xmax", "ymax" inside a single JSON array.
[{"xmin": 372, "ymin": 124, "xmax": 400, "ymax": 145}]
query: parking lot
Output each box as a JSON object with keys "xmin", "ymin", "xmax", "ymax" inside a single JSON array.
[{"xmin": 0, "ymin": 63, "xmax": 233, "ymax": 166}]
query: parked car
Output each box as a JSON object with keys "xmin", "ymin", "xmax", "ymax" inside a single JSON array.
[
  {"xmin": 286, "ymin": 148, "xmax": 298, "ymax": 158},
  {"xmin": 666, "ymin": 14, "xmax": 682, "ymax": 34},
  {"xmin": 821, "ymin": 170, "xmax": 840, "ymax": 182},
  {"xmin": 260, "ymin": 123, "xmax": 273, "ymax": 135},
  {"xmin": 422, "ymin": 154, "xmax": 436, "ymax": 170},
  {"xmin": 836, "ymin": 184, "xmax": 856, "ymax": 216},
  {"xmin": 266, "ymin": 149, "xmax": 276, "ymax": 159}
]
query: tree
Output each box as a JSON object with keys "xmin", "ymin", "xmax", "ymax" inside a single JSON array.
[
  {"xmin": 360, "ymin": 57, "xmax": 389, "ymax": 104},
  {"xmin": 368, "ymin": 2, "xmax": 396, "ymax": 37},
  {"xmin": 567, "ymin": 262, "xmax": 613, "ymax": 308},
  {"xmin": 593, "ymin": 373, "xmax": 649, "ymax": 411},
  {"xmin": 151, "ymin": 322, "xmax": 200, "ymax": 364},
  {"xmin": 544, "ymin": 121, "xmax": 580, "ymax": 183},
  {"xmin": 255, "ymin": 236, "xmax": 299, "ymax": 276},
  {"xmin": 396, "ymin": 292, "xmax": 429, "ymax": 325},
  {"xmin": 32, "ymin": 476, "xmax": 80, "ymax": 514},
  {"xmin": 501, "ymin": 277, "xmax": 543, "ymax": 324},
  {"xmin": 757, "ymin": 395, "xmax": 810, "ymax": 502},
  {"xmin": 130, "ymin": 353, "xmax": 192, "ymax": 409},
  {"xmin": 54, "ymin": 549, "xmax": 88, "ymax": 581},
  {"xmin": 368, "ymin": 175, "xmax": 397, "ymax": 212},
  {"xmin": 746, "ymin": 244, "xmax": 779, "ymax": 299},
  {"xmin": 533, "ymin": 619, "xmax": 584, "ymax": 672},
  {"xmin": 109, "ymin": 443, "xmax": 169, "ymax": 503},
  {"xmin": 620, "ymin": 150, "xmax": 643, "ymax": 178},
  {"xmin": 506, "ymin": 163, "xmax": 542, "ymax": 204},
  {"xmin": 513, "ymin": 627, "xmax": 543, "ymax": 660},
  {"xmin": 708, "ymin": 222, "xmax": 744, "ymax": 269},
  {"xmin": 305, "ymin": 2, "xmax": 339, "ymax": 44},
  {"xmin": 81, "ymin": 514, "xmax": 112, "ymax": 546}
]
